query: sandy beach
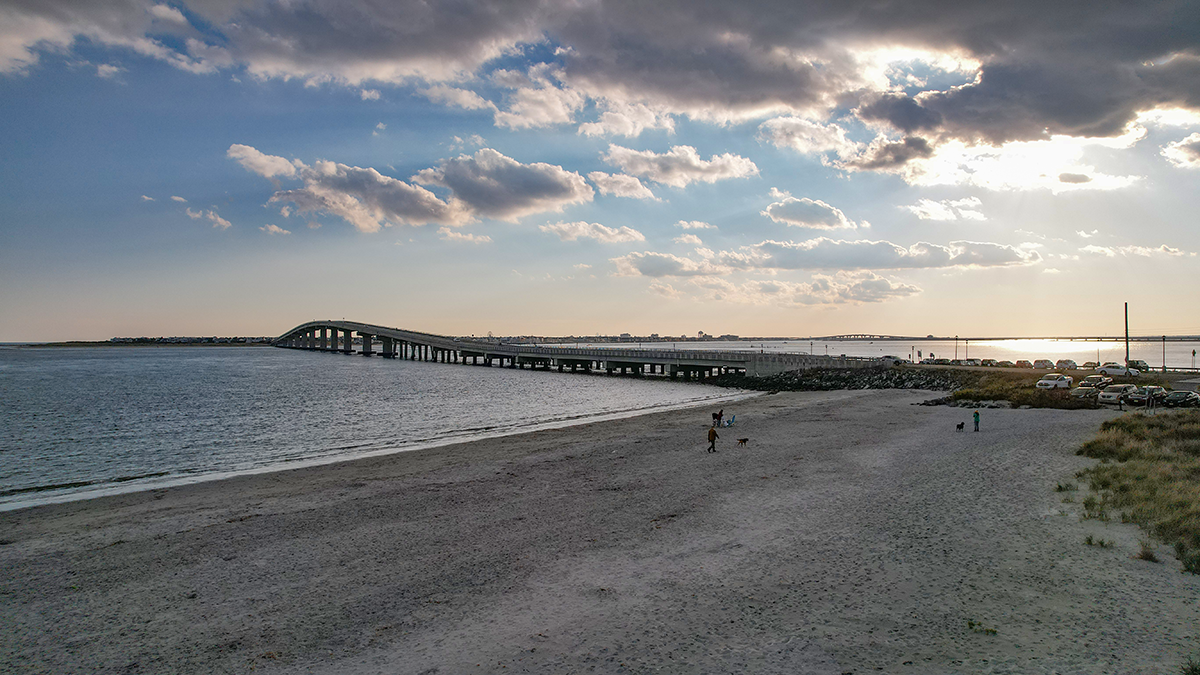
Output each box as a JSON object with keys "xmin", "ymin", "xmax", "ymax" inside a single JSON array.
[{"xmin": 2, "ymin": 389, "xmax": 1197, "ymax": 674}]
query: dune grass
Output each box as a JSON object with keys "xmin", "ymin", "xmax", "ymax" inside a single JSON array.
[{"xmin": 1075, "ymin": 411, "xmax": 1200, "ymax": 573}]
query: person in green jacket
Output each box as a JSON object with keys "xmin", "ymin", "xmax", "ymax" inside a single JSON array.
[{"xmin": 973, "ymin": 410, "xmax": 980, "ymax": 432}]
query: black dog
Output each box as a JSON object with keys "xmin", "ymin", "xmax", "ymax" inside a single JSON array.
[{"xmin": 956, "ymin": 422, "xmax": 965, "ymax": 432}]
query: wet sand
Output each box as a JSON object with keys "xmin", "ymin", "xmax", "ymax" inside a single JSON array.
[{"xmin": 2, "ymin": 390, "xmax": 1197, "ymax": 674}]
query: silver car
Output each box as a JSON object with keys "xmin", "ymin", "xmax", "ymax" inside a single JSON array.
[{"xmin": 1097, "ymin": 384, "xmax": 1138, "ymax": 404}]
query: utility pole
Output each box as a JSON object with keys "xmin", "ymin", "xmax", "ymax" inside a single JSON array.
[
  {"xmin": 1124, "ymin": 302, "xmax": 1129, "ymax": 366},
  {"xmin": 955, "ymin": 335, "xmax": 959, "ymax": 360},
  {"xmin": 1163, "ymin": 335, "xmax": 1166, "ymax": 373}
]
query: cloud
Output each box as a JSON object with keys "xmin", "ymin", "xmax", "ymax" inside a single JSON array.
[
  {"xmin": 901, "ymin": 196, "xmax": 984, "ymax": 221},
  {"xmin": 574, "ymin": 263, "xmax": 592, "ymax": 270},
  {"xmin": 140, "ymin": 195, "xmax": 154, "ymax": 201},
  {"xmin": 694, "ymin": 272, "xmax": 920, "ymax": 305},
  {"xmin": 758, "ymin": 117, "xmax": 859, "ymax": 158},
  {"xmin": 541, "ymin": 221, "xmax": 645, "ymax": 243},
  {"xmin": 227, "ymin": 144, "xmax": 297, "ymax": 178},
  {"xmin": 601, "ymin": 144, "xmax": 758, "ymax": 188},
  {"xmin": 231, "ymin": 145, "xmax": 591, "ymax": 232},
  {"xmin": 438, "ymin": 227, "xmax": 491, "ymax": 243},
  {"xmin": 96, "ymin": 63, "xmax": 122, "ymax": 79},
  {"xmin": 762, "ymin": 190, "xmax": 862, "ymax": 230},
  {"xmin": 360, "ymin": 89, "xmax": 380, "ymax": 101},
  {"xmin": 1162, "ymin": 133, "xmax": 1200, "ymax": 168},
  {"xmin": 857, "ymin": 94, "xmax": 943, "ymax": 133},
  {"xmin": 260, "ymin": 224, "xmax": 290, "ymax": 235},
  {"xmin": 414, "ymin": 148, "xmax": 593, "ymax": 222},
  {"xmin": 1082, "ymin": 243, "xmax": 1194, "ymax": 257},
  {"xmin": 421, "ymin": 85, "xmax": 496, "ymax": 111},
  {"xmin": 1077, "ymin": 229, "xmax": 1098, "ymax": 238},
  {"xmin": 578, "ymin": 101, "xmax": 675, "ymax": 137},
  {"xmin": 719, "ymin": 238, "xmax": 1040, "ymax": 273},
  {"xmin": 611, "ymin": 252, "xmax": 730, "ymax": 277},
  {"xmin": 1058, "ymin": 172, "xmax": 1092, "ymax": 184},
  {"xmin": 587, "ymin": 172, "xmax": 657, "ymax": 200},
  {"xmin": 493, "ymin": 76, "xmax": 585, "ymax": 129},
  {"xmin": 187, "ymin": 208, "xmax": 231, "ymax": 230},
  {"xmin": 170, "ymin": 195, "xmax": 187, "ymax": 202},
  {"xmin": 675, "ymin": 234, "xmax": 703, "ymax": 246},
  {"xmin": 844, "ymin": 136, "xmax": 935, "ymax": 171},
  {"xmin": 675, "ymin": 220, "xmax": 716, "ymax": 230},
  {"xmin": 148, "ymin": 5, "xmax": 188, "ymax": 26}
]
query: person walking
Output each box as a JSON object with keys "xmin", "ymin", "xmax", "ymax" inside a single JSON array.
[
  {"xmin": 973, "ymin": 409, "xmax": 980, "ymax": 432},
  {"xmin": 716, "ymin": 409, "xmax": 724, "ymax": 427},
  {"xmin": 707, "ymin": 426, "xmax": 719, "ymax": 453}
]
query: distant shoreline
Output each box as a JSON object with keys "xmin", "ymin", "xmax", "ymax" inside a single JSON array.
[{"xmin": 17, "ymin": 341, "xmax": 275, "ymax": 348}]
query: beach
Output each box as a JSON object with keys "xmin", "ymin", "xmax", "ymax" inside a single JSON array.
[{"xmin": 2, "ymin": 389, "xmax": 1197, "ymax": 674}]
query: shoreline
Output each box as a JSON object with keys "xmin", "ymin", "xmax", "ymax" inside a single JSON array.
[
  {"xmin": 0, "ymin": 389, "xmax": 758, "ymax": 513},
  {"xmin": 3, "ymin": 389, "xmax": 1197, "ymax": 673}
]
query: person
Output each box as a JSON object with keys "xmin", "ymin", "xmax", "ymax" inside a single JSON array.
[
  {"xmin": 707, "ymin": 426, "xmax": 719, "ymax": 453},
  {"xmin": 973, "ymin": 409, "xmax": 980, "ymax": 432},
  {"xmin": 716, "ymin": 409, "xmax": 724, "ymax": 427}
]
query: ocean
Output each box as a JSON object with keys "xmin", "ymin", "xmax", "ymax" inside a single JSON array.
[{"xmin": 0, "ymin": 346, "xmax": 746, "ymax": 511}]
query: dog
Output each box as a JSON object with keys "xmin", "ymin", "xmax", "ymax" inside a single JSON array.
[
  {"xmin": 955, "ymin": 422, "xmax": 965, "ymax": 432},
  {"xmin": 737, "ymin": 438, "xmax": 749, "ymax": 447}
]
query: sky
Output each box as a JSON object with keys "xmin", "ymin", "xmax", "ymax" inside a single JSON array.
[{"xmin": 2, "ymin": 1, "xmax": 1199, "ymax": 341}]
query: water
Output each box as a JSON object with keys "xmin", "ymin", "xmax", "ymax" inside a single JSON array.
[
  {"xmin": 0, "ymin": 347, "xmax": 746, "ymax": 511},
  {"xmin": 549, "ymin": 338, "xmax": 1200, "ymax": 370}
]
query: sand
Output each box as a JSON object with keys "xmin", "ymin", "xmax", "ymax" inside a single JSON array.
[{"xmin": 2, "ymin": 389, "xmax": 1197, "ymax": 674}]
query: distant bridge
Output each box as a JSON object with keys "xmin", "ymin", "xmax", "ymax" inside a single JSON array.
[
  {"xmin": 811, "ymin": 334, "xmax": 1200, "ymax": 342},
  {"xmin": 275, "ymin": 320, "xmax": 884, "ymax": 379}
]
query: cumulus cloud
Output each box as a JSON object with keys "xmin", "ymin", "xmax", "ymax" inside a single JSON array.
[
  {"xmin": 140, "ymin": 195, "xmax": 154, "ymax": 201},
  {"xmin": 421, "ymin": 85, "xmax": 496, "ymax": 111},
  {"xmin": 438, "ymin": 227, "xmax": 491, "ymax": 243},
  {"xmin": 187, "ymin": 208, "xmax": 231, "ymax": 230},
  {"xmin": 1082, "ymin": 243, "xmax": 1194, "ymax": 257},
  {"xmin": 845, "ymin": 136, "xmax": 935, "ymax": 171},
  {"xmin": 540, "ymin": 221, "xmax": 645, "ymax": 243},
  {"xmin": 148, "ymin": 5, "xmax": 188, "ymax": 25},
  {"xmin": 758, "ymin": 117, "xmax": 859, "ymax": 158},
  {"xmin": 227, "ymin": 144, "xmax": 297, "ymax": 178},
  {"xmin": 231, "ymin": 145, "xmax": 592, "ymax": 232},
  {"xmin": 587, "ymin": 172, "xmax": 658, "ymax": 200},
  {"xmin": 360, "ymin": 89, "xmax": 380, "ymax": 101},
  {"xmin": 414, "ymin": 148, "xmax": 593, "ymax": 222},
  {"xmin": 493, "ymin": 75, "xmax": 585, "ymax": 129},
  {"xmin": 611, "ymin": 252, "xmax": 730, "ymax": 277},
  {"xmin": 260, "ymin": 224, "xmax": 290, "ymax": 235},
  {"xmin": 762, "ymin": 189, "xmax": 863, "ymax": 230},
  {"xmin": 601, "ymin": 144, "xmax": 758, "ymax": 188},
  {"xmin": 675, "ymin": 234, "xmax": 703, "ymax": 246},
  {"xmin": 719, "ymin": 238, "xmax": 1040, "ymax": 273},
  {"xmin": 578, "ymin": 101, "xmax": 675, "ymax": 137},
  {"xmin": 170, "ymin": 195, "xmax": 187, "ymax": 202},
  {"xmin": 1077, "ymin": 229, "xmax": 1098, "ymax": 238},
  {"xmin": 901, "ymin": 196, "xmax": 984, "ymax": 221},
  {"xmin": 1162, "ymin": 133, "xmax": 1200, "ymax": 168},
  {"xmin": 96, "ymin": 63, "xmax": 122, "ymax": 79},
  {"xmin": 684, "ymin": 272, "xmax": 920, "ymax": 306},
  {"xmin": 675, "ymin": 220, "xmax": 716, "ymax": 230}
]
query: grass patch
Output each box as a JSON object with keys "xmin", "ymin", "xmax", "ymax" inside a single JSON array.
[
  {"xmin": 1054, "ymin": 481, "xmax": 1078, "ymax": 492},
  {"xmin": 1181, "ymin": 656, "xmax": 1200, "ymax": 675},
  {"xmin": 1084, "ymin": 535, "xmax": 1113, "ymax": 548},
  {"xmin": 1075, "ymin": 410, "xmax": 1200, "ymax": 574},
  {"xmin": 1134, "ymin": 540, "xmax": 1161, "ymax": 563},
  {"xmin": 966, "ymin": 619, "xmax": 997, "ymax": 635}
]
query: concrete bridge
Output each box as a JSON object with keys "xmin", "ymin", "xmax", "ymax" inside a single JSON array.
[{"xmin": 274, "ymin": 320, "xmax": 885, "ymax": 379}]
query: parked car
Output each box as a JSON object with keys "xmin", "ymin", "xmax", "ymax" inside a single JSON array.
[
  {"xmin": 1055, "ymin": 359, "xmax": 1078, "ymax": 370},
  {"xmin": 1033, "ymin": 359, "xmax": 1055, "ymax": 369},
  {"xmin": 1014, "ymin": 360, "xmax": 1033, "ymax": 368},
  {"xmin": 1128, "ymin": 359, "xmax": 1151, "ymax": 372},
  {"xmin": 1036, "ymin": 373, "xmax": 1073, "ymax": 389},
  {"xmin": 1164, "ymin": 391, "xmax": 1200, "ymax": 408},
  {"xmin": 1069, "ymin": 386, "xmax": 1100, "ymax": 399},
  {"xmin": 962, "ymin": 358, "xmax": 981, "ymax": 366},
  {"xmin": 1097, "ymin": 384, "xmax": 1138, "ymax": 405},
  {"xmin": 997, "ymin": 360, "xmax": 1015, "ymax": 368},
  {"xmin": 1125, "ymin": 386, "xmax": 1169, "ymax": 407},
  {"xmin": 981, "ymin": 359, "xmax": 998, "ymax": 367},
  {"xmin": 1078, "ymin": 375, "xmax": 1113, "ymax": 389},
  {"xmin": 1096, "ymin": 362, "xmax": 1140, "ymax": 377},
  {"xmin": 1081, "ymin": 361, "xmax": 1099, "ymax": 369}
]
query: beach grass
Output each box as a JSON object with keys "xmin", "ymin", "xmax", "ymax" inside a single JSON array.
[{"xmin": 1075, "ymin": 411, "xmax": 1200, "ymax": 573}]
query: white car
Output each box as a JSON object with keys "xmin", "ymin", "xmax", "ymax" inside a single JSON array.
[
  {"xmin": 1036, "ymin": 373, "xmax": 1073, "ymax": 389},
  {"xmin": 1098, "ymin": 383, "xmax": 1138, "ymax": 404},
  {"xmin": 1096, "ymin": 362, "xmax": 1140, "ymax": 377}
]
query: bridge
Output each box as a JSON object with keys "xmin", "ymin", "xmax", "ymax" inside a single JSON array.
[{"xmin": 274, "ymin": 320, "xmax": 885, "ymax": 379}]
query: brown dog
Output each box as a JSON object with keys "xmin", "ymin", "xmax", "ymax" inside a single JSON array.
[{"xmin": 737, "ymin": 438, "xmax": 749, "ymax": 447}]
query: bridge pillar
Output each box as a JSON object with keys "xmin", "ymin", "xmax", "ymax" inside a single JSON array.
[
  {"xmin": 343, "ymin": 330, "xmax": 353, "ymax": 353},
  {"xmin": 320, "ymin": 328, "xmax": 327, "ymax": 350},
  {"xmin": 361, "ymin": 333, "xmax": 373, "ymax": 356},
  {"xmin": 381, "ymin": 336, "xmax": 394, "ymax": 357}
]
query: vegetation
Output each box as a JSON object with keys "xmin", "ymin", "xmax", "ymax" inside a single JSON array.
[{"xmin": 1075, "ymin": 411, "xmax": 1200, "ymax": 573}]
